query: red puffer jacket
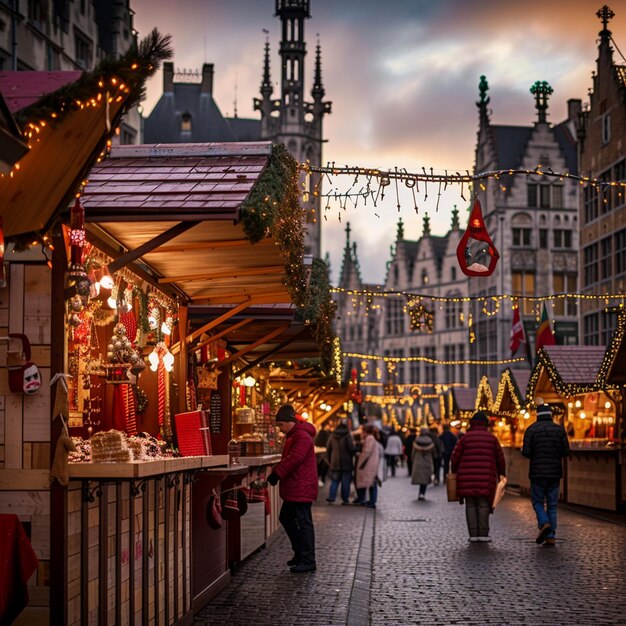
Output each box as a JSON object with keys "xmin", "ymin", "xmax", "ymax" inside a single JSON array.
[
  {"xmin": 450, "ymin": 421, "xmax": 505, "ymax": 501},
  {"xmin": 274, "ymin": 421, "xmax": 318, "ymax": 502}
]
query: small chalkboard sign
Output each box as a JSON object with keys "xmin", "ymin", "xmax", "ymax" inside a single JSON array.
[{"xmin": 210, "ymin": 391, "xmax": 222, "ymax": 434}]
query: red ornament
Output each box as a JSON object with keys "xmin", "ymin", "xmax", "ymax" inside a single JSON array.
[
  {"xmin": 69, "ymin": 198, "xmax": 86, "ymax": 266},
  {"xmin": 456, "ymin": 197, "xmax": 499, "ymax": 277}
]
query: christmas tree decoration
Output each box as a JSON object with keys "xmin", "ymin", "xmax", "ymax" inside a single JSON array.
[
  {"xmin": 406, "ymin": 298, "xmax": 434, "ymax": 333},
  {"xmin": 457, "ymin": 196, "xmax": 499, "ymax": 276}
]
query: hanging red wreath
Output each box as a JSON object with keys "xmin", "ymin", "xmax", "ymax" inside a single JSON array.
[{"xmin": 456, "ymin": 196, "xmax": 499, "ymax": 277}]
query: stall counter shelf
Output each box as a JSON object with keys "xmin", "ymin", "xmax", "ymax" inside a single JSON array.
[
  {"xmin": 236, "ymin": 454, "xmax": 282, "ymax": 466},
  {"xmin": 68, "ymin": 454, "xmax": 229, "ymax": 478}
]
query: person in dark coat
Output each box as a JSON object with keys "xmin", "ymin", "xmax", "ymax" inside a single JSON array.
[
  {"xmin": 450, "ymin": 411, "xmax": 506, "ymax": 542},
  {"xmin": 268, "ymin": 405, "xmax": 318, "ymax": 572},
  {"xmin": 325, "ymin": 421, "xmax": 356, "ymax": 504},
  {"xmin": 314, "ymin": 424, "xmax": 331, "ymax": 486},
  {"xmin": 522, "ymin": 402, "xmax": 570, "ymax": 546},
  {"xmin": 411, "ymin": 428, "xmax": 435, "ymax": 500},
  {"xmin": 439, "ymin": 424, "xmax": 458, "ymax": 483},
  {"xmin": 427, "ymin": 426, "xmax": 444, "ymax": 484},
  {"xmin": 404, "ymin": 428, "xmax": 417, "ymax": 476}
]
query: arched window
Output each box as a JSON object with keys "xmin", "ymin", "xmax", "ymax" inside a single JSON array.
[{"xmin": 181, "ymin": 112, "xmax": 192, "ymax": 132}]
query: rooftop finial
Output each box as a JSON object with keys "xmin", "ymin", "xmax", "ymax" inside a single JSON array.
[
  {"xmin": 476, "ymin": 75, "xmax": 490, "ymax": 122},
  {"xmin": 396, "ymin": 217, "xmax": 404, "ymax": 241},
  {"xmin": 451, "ymin": 205, "xmax": 460, "ymax": 230},
  {"xmin": 423, "ymin": 213, "xmax": 431, "ymax": 236},
  {"xmin": 345, "ymin": 222, "xmax": 351, "ymax": 249},
  {"xmin": 261, "ymin": 29, "xmax": 272, "ymax": 96},
  {"xmin": 530, "ymin": 80, "xmax": 553, "ymax": 124},
  {"xmin": 312, "ymin": 35, "xmax": 325, "ymax": 100},
  {"xmin": 597, "ymin": 5, "xmax": 615, "ymax": 32}
]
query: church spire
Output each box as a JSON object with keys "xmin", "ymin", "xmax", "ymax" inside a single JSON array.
[
  {"xmin": 312, "ymin": 38, "xmax": 325, "ymax": 100},
  {"xmin": 422, "ymin": 213, "xmax": 431, "ymax": 237},
  {"xmin": 597, "ymin": 4, "xmax": 614, "ymax": 40},
  {"xmin": 451, "ymin": 205, "xmax": 460, "ymax": 230},
  {"xmin": 396, "ymin": 217, "xmax": 404, "ymax": 241},
  {"xmin": 476, "ymin": 75, "xmax": 490, "ymax": 123},
  {"xmin": 261, "ymin": 33, "xmax": 272, "ymax": 97}
]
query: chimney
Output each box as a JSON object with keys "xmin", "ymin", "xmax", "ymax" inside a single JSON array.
[
  {"xmin": 163, "ymin": 62, "xmax": 174, "ymax": 93},
  {"xmin": 567, "ymin": 98, "xmax": 582, "ymax": 122},
  {"xmin": 201, "ymin": 63, "xmax": 214, "ymax": 94}
]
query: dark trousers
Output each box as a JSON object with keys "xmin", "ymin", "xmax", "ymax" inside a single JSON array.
[
  {"xmin": 465, "ymin": 496, "xmax": 491, "ymax": 538},
  {"xmin": 442, "ymin": 455, "xmax": 451, "ymax": 481},
  {"xmin": 385, "ymin": 454, "xmax": 398, "ymax": 477},
  {"xmin": 279, "ymin": 501, "xmax": 316, "ymax": 566}
]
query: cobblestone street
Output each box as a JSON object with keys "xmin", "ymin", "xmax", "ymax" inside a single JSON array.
[{"xmin": 195, "ymin": 472, "xmax": 626, "ymax": 626}]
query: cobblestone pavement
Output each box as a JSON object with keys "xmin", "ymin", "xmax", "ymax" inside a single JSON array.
[{"xmin": 195, "ymin": 470, "xmax": 626, "ymax": 626}]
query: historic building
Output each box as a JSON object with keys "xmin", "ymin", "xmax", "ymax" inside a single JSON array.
[
  {"xmin": 469, "ymin": 77, "xmax": 580, "ymax": 384},
  {"xmin": 143, "ymin": 0, "xmax": 331, "ymax": 257},
  {"xmin": 0, "ymin": 0, "xmax": 140, "ymax": 144},
  {"xmin": 337, "ymin": 210, "xmax": 470, "ymax": 391},
  {"xmin": 578, "ymin": 6, "xmax": 626, "ymax": 346}
]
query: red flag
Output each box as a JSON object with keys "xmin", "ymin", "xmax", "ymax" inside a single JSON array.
[
  {"xmin": 535, "ymin": 303, "xmax": 556, "ymax": 353},
  {"xmin": 510, "ymin": 305, "xmax": 525, "ymax": 356}
]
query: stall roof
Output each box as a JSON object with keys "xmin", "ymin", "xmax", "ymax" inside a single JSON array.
[
  {"xmin": 598, "ymin": 311, "xmax": 626, "ymax": 386},
  {"xmin": 492, "ymin": 368, "xmax": 529, "ymax": 415},
  {"xmin": 528, "ymin": 345, "xmax": 609, "ymax": 401},
  {"xmin": 453, "ymin": 387, "xmax": 478, "ymax": 413}
]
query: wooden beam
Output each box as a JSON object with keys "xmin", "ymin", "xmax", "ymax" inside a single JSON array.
[
  {"xmin": 159, "ymin": 265, "xmax": 284, "ymax": 284},
  {"xmin": 233, "ymin": 328, "xmax": 310, "ymax": 377},
  {"xmin": 170, "ymin": 317, "xmax": 253, "ymax": 355},
  {"xmin": 189, "ymin": 288, "xmax": 290, "ymax": 302},
  {"xmin": 186, "ymin": 299, "xmax": 253, "ymax": 344},
  {"xmin": 149, "ymin": 238, "xmax": 275, "ymax": 254},
  {"xmin": 107, "ymin": 221, "xmax": 199, "ymax": 273},
  {"xmin": 190, "ymin": 291, "xmax": 292, "ymax": 305},
  {"xmin": 215, "ymin": 323, "xmax": 290, "ymax": 369}
]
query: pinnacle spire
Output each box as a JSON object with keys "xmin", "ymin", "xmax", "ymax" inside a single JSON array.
[
  {"xmin": 451, "ymin": 205, "xmax": 460, "ymax": 230},
  {"xmin": 530, "ymin": 80, "xmax": 553, "ymax": 124},
  {"xmin": 422, "ymin": 213, "xmax": 431, "ymax": 237},
  {"xmin": 312, "ymin": 37, "xmax": 325, "ymax": 100},
  {"xmin": 476, "ymin": 75, "xmax": 490, "ymax": 122},
  {"xmin": 396, "ymin": 217, "xmax": 404, "ymax": 241},
  {"xmin": 597, "ymin": 5, "xmax": 614, "ymax": 36},
  {"xmin": 344, "ymin": 222, "xmax": 351, "ymax": 250},
  {"xmin": 261, "ymin": 32, "xmax": 272, "ymax": 97}
]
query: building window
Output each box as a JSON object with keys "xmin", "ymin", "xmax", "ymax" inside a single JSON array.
[
  {"xmin": 28, "ymin": 0, "xmax": 47, "ymax": 29},
  {"xmin": 424, "ymin": 347, "xmax": 436, "ymax": 384},
  {"xmin": 181, "ymin": 112, "xmax": 192, "ymax": 132},
  {"xmin": 552, "ymin": 274, "xmax": 577, "ymax": 316},
  {"xmin": 512, "ymin": 271, "xmax": 535, "ymax": 315},
  {"xmin": 527, "ymin": 184, "xmax": 538, "ymax": 208},
  {"xmin": 46, "ymin": 44, "xmax": 60, "ymax": 70},
  {"xmin": 615, "ymin": 228, "xmax": 626, "ymax": 275},
  {"xmin": 600, "ymin": 236, "xmax": 612, "ymax": 280},
  {"xmin": 450, "ymin": 267, "xmax": 456, "ymax": 281},
  {"xmin": 583, "ymin": 243, "xmax": 599, "ymax": 286},
  {"xmin": 552, "ymin": 185, "xmax": 563, "ymax": 209},
  {"xmin": 553, "ymin": 229, "xmax": 572, "ymax": 249},
  {"xmin": 584, "ymin": 185, "xmax": 599, "ymax": 224},
  {"xmin": 385, "ymin": 298, "xmax": 404, "ymax": 336},
  {"xmin": 512, "ymin": 228, "xmax": 532, "ymax": 247},
  {"xmin": 393, "ymin": 264, "xmax": 399, "ymax": 287},
  {"xmin": 599, "ymin": 171, "xmax": 613, "ymax": 214},
  {"xmin": 421, "ymin": 270, "xmax": 429, "ymax": 285},
  {"xmin": 539, "ymin": 229, "xmax": 548, "ymax": 248},
  {"xmin": 583, "ymin": 313, "xmax": 600, "ymax": 345},
  {"xmin": 445, "ymin": 295, "xmax": 462, "ymax": 329},
  {"xmin": 74, "ymin": 31, "xmax": 93, "ymax": 70},
  {"xmin": 602, "ymin": 112, "xmax": 611, "ymax": 145},
  {"xmin": 539, "ymin": 184, "xmax": 551, "ymax": 208}
]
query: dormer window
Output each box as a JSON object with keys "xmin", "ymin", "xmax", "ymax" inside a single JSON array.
[
  {"xmin": 602, "ymin": 112, "xmax": 611, "ymax": 145},
  {"xmin": 422, "ymin": 270, "xmax": 429, "ymax": 285},
  {"xmin": 181, "ymin": 112, "xmax": 192, "ymax": 132}
]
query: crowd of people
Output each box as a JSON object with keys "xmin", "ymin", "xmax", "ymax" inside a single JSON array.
[{"xmin": 269, "ymin": 401, "xmax": 569, "ymax": 573}]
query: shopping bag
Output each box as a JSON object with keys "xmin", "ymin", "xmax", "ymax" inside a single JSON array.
[
  {"xmin": 492, "ymin": 475, "xmax": 507, "ymax": 509},
  {"xmin": 446, "ymin": 473, "xmax": 458, "ymax": 502}
]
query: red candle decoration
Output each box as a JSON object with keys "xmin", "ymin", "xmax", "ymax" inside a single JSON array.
[{"xmin": 456, "ymin": 196, "xmax": 499, "ymax": 277}]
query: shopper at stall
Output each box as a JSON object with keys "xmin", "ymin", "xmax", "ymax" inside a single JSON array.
[
  {"xmin": 522, "ymin": 402, "xmax": 570, "ymax": 546},
  {"xmin": 325, "ymin": 420, "xmax": 356, "ymax": 504},
  {"xmin": 427, "ymin": 425, "xmax": 444, "ymax": 485},
  {"xmin": 411, "ymin": 428, "xmax": 436, "ymax": 500},
  {"xmin": 384, "ymin": 428, "xmax": 404, "ymax": 478},
  {"xmin": 404, "ymin": 428, "xmax": 417, "ymax": 476},
  {"xmin": 439, "ymin": 423, "xmax": 458, "ymax": 483},
  {"xmin": 354, "ymin": 424, "xmax": 380, "ymax": 508},
  {"xmin": 450, "ymin": 411, "xmax": 506, "ymax": 542},
  {"xmin": 267, "ymin": 404, "xmax": 318, "ymax": 573}
]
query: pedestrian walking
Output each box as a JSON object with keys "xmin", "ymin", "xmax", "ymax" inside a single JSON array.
[
  {"xmin": 439, "ymin": 423, "xmax": 458, "ymax": 483},
  {"xmin": 267, "ymin": 405, "xmax": 318, "ymax": 573},
  {"xmin": 354, "ymin": 424, "xmax": 381, "ymax": 508},
  {"xmin": 427, "ymin": 425, "xmax": 444, "ymax": 485},
  {"xmin": 314, "ymin": 424, "xmax": 331, "ymax": 486},
  {"xmin": 404, "ymin": 428, "xmax": 417, "ymax": 476},
  {"xmin": 450, "ymin": 411, "xmax": 506, "ymax": 543},
  {"xmin": 325, "ymin": 420, "xmax": 356, "ymax": 505},
  {"xmin": 411, "ymin": 427, "xmax": 435, "ymax": 500},
  {"xmin": 384, "ymin": 428, "xmax": 403, "ymax": 477},
  {"xmin": 521, "ymin": 402, "xmax": 570, "ymax": 546}
]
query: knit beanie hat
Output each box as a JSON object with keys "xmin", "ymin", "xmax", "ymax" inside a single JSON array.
[
  {"xmin": 275, "ymin": 404, "xmax": 297, "ymax": 422},
  {"xmin": 471, "ymin": 410, "xmax": 489, "ymax": 424},
  {"xmin": 536, "ymin": 404, "xmax": 552, "ymax": 418}
]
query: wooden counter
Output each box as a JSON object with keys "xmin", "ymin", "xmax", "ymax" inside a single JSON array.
[{"xmin": 236, "ymin": 454, "xmax": 282, "ymax": 466}]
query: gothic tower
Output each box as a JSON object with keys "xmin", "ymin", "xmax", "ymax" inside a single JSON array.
[{"xmin": 254, "ymin": 0, "xmax": 331, "ymax": 258}]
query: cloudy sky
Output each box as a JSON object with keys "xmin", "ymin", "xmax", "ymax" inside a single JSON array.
[{"xmin": 132, "ymin": 0, "xmax": 624, "ymax": 284}]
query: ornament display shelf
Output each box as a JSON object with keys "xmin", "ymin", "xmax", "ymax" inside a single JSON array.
[
  {"xmin": 236, "ymin": 454, "xmax": 282, "ymax": 466},
  {"xmin": 68, "ymin": 454, "xmax": 229, "ymax": 478}
]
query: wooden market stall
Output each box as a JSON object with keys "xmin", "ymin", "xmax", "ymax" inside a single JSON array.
[{"xmin": 527, "ymin": 345, "xmax": 619, "ymax": 510}]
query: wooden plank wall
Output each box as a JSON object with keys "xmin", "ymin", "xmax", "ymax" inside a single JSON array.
[{"xmin": 0, "ymin": 261, "xmax": 52, "ymax": 624}]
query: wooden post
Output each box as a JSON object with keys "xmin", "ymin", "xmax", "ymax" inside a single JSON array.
[{"xmin": 178, "ymin": 304, "xmax": 189, "ymax": 414}]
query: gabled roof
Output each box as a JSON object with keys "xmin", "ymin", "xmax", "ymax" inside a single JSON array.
[
  {"xmin": 492, "ymin": 368, "xmax": 528, "ymax": 415},
  {"xmin": 491, "ymin": 125, "xmax": 533, "ymax": 171},
  {"xmin": 528, "ymin": 345, "xmax": 609, "ymax": 400},
  {"xmin": 597, "ymin": 310, "xmax": 626, "ymax": 387},
  {"xmin": 453, "ymin": 387, "xmax": 478, "ymax": 413},
  {"xmin": 552, "ymin": 121, "xmax": 578, "ymax": 175},
  {"xmin": 226, "ymin": 117, "xmax": 262, "ymax": 142},
  {"xmin": 0, "ymin": 71, "xmax": 82, "ymax": 113}
]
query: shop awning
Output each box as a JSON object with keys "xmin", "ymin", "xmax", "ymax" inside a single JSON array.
[{"xmin": 0, "ymin": 92, "xmax": 29, "ymax": 174}]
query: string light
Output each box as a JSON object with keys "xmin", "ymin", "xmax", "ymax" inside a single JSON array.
[{"xmin": 343, "ymin": 351, "xmax": 525, "ymax": 366}]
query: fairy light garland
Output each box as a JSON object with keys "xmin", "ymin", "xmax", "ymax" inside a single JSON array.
[{"xmin": 344, "ymin": 351, "xmax": 525, "ymax": 366}]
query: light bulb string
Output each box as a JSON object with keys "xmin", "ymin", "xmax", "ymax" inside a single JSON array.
[{"xmin": 343, "ymin": 351, "xmax": 526, "ymax": 365}]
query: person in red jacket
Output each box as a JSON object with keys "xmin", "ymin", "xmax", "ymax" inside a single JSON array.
[
  {"xmin": 450, "ymin": 411, "xmax": 506, "ymax": 543},
  {"xmin": 267, "ymin": 404, "xmax": 318, "ymax": 573}
]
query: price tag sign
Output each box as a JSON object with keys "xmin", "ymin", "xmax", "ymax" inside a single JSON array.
[{"xmin": 210, "ymin": 391, "xmax": 222, "ymax": 434}]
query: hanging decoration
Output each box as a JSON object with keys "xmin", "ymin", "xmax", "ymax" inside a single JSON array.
[
  {"xmin": 457, "ymin": 196, "xmax": 499, "ymax": 276},
  {"xmin": 149, "ymin": 342, "xmax": 173, "ymax": 432},
  {"xmin": 406, "ymin": 298, "xmax": 434, "ymax": 333},
  {"xmin": 67, "ymin": 197, "xmax": 91, "ymax": 296}
]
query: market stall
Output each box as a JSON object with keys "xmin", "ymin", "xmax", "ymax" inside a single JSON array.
[{"xmin": 527, "ymin": 345, "xmax": 619, "ymax": 509}]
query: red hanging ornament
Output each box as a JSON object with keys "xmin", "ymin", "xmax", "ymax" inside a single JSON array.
[
  {"xmin": 456, "ymin": 196, "xmax": 499, "ymax": 277},
  {"xmin": 69, "ymin": 198, "xmax": 86, "ymax": 266}
]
